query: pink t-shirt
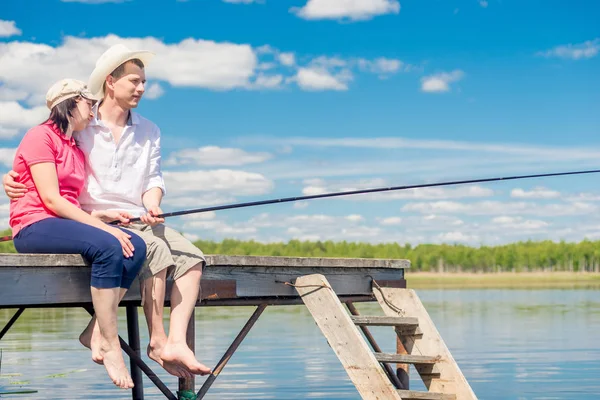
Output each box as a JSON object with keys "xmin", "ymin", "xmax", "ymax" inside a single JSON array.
[{"xmin": 9, "ymin": 121, "xmax": 86, "ymax": 236}]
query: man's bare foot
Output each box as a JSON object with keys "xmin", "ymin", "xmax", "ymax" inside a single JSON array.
[
  {"xmin": 160, "ymin": 341, "xmax": 212, "ymax": 376},
  {"xmin": 101, "ymin": 341, "xmax": 134, "ymax": 389},
  {"xmin": 79, "ymin": 317, "xmax": 104, "ymax": 364},
  {"xmin": 147, "ymin": 340, "xmax": 191, "ymax": 379}
]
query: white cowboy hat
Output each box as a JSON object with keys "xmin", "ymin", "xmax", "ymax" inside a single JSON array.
[{"xmin": 88, "ymin": 43, "xmax": 155, "ymax": 98}]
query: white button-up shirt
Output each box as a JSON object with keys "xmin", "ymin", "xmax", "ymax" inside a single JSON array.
[{"xmin": 75, "ymin": 109, "xmax": 166, "ymax": 217}]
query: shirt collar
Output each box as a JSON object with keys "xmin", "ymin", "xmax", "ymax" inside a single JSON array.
[{"xmin": 89, "ymin": 103, "xmax": 139, "ymax": 128}]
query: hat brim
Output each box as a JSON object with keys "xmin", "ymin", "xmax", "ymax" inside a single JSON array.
[{"xmin": 88, "ymin": 50, "xmax": 155, "ymax": 99}]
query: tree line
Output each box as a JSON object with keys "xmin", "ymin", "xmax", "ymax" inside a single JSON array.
[{"xmin": 1, "ymin": 229, "xmax": 599, "ymax": 272}]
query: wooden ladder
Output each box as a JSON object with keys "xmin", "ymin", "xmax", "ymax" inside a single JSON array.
[{"xmin": 294, "ymin": 274, "xmax": 477, "ymax": 400}]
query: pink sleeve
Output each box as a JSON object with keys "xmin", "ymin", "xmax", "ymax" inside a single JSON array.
[{"xmin": 19, "ymin": 126, "xmax": 57, "ymax": 166}]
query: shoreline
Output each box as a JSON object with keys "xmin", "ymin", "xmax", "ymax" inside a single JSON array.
[{"xmin": 405, "ymin": 271, "xmax": 600, "ymax": 289}]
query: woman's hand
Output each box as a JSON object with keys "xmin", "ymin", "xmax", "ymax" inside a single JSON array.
[
  {"xmin": 92, "ymin": 210, "xmax": 134, "ymax": 225},
  {"xmin": 104, "ymin": 226, "xmax": 136, "ymax": 258}
]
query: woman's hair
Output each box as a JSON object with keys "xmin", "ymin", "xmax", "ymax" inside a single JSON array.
[{"xmin": 47, "ymin": 96, "xmax": 80, "ymax": 134}]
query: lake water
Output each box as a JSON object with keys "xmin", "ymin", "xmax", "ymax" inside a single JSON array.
[{"xmin": 1, "ymin": 289, "xmax": 599, "ymax": 399}]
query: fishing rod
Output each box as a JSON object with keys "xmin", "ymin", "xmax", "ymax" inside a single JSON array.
[
  {"xmin": 0, "ymin": 168, "xmax": 598, "ymax": 243},
  {"xmin": 118, "ymin": 168, "xmax": 600, "ymax": 223}
]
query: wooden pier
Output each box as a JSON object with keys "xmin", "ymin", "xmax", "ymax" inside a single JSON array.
[{"xmin": 0, "ymin": 254, "xmax": 477, "ymax": 399}]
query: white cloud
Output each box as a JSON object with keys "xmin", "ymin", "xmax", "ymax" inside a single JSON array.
[
  {"xmin": 421, "ymin": 70, "xmax": 464, "ymax": 93},
  {"xmin": 293, "ymin": 67, "xmax": 351, "ymax": 91},
  {"xmin": 164, "ymin": 169, "xmax": 273, "ymax": 197},
  {"xmin": 511, "ymin": 187, "xmax": 561, "ymax": 199},
  {"xmin": 251, "ymin": 74, "xmax": 284, "ymax": 89},
  {"xmin": 301, "ymin": 178, "xmax": 494, "ymax": 200},
  {"xmin": 183, "ymin": 218, "xmax": 257, "ymax": 235},
  {"xmin": 292, "ymin": 0, "xmax": 400, "ymax": 21},
  {"xmin": 0, "ymin": 101, "xmax": 48, "ymax": 134},
  {"xmin": 166, "ymin": 146, "xmax": 272, "ymax": 167},
  {"xmin": 274, "ymin": 136, "xmax": 600, "ymax": 162},
  {"xmin": 479, "ymin": 1, "xmax": 488, "ymax": 8},
  {"xmin": 293, "ymin": 201, "xmax": 309, "ymax": 209},
  {"xmin": 278, "ymin": 52, "xmax": 296, "ymax": 66},
  {"xmin": 402, "ymin": 200, "xmax": 597, "ymax": 217},
  {"xmin": 162, "ymin": 193, "xmax": 237, "ymax": 208},
  {"xmin": 223, "ymin": 0, "xmax": 260, "ymax": 3},
  {"xmin": 380, "ymin": 217, "xmax": 402, "ymax": 225},
  {"xmin": 357, "ymin": 57, "xmax": 405, "ymax": 76},
  {"xmin": 0, "ymin": 148, "xmax": 17, "ymax": 167},
  {"xmin": 181, "ymin": 211, "xmax": 217, "ymax": 220},
  {"xmin": 0, "ymin": 20, "xmax": 21, "ymax": 38},
  {"xmin": 345, "ymin": 214, "xmax": 364, "ymax": 222},
  {"xmin": 144, "ymin": 83, "xmax": 164, "ymax": 99},
  {"xmin": 0, "ymin": 128, "xmax": 18, "ymax": 139},
  {"xmin": 0, "ymin": 86, "xmax": 29, "ymax": 101},
  {"xmin": 436, "ymin": 231, "xmax": 479, "ymax": 243},
  {"xmin": 537, "ymin": 38, "xmax": 599, "ymax": 60},
  {"xmin": 491, "ymin": 216, "xmax": 548, "ymax": 230},
  {"xmin": 0, "ymin": 34, "xmax": 257, "ymax": 105}
]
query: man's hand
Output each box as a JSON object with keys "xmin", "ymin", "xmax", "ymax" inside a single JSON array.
[
  {"xmin": 92, "ymin": 210, "xmax": 134, "ymax": 225},
  {"xmin": 140, "ymin": 206, "xmax": 165, "ymax": 227},
  {"xmin": 3, "ymin": 171, "xmax": 26, "ymax": 200}
]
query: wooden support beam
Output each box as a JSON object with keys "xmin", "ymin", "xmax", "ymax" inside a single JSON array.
[
  {"xmin": 196, "ymin": 304, "xmax": 267, "ymax": 399},
  {"xmin": 295, "ymin": 274, "xmax": 401, "ymax": 400},
  {"xmin": 0, "ymin": 307, "xmax": 24, "ymax": 340}
]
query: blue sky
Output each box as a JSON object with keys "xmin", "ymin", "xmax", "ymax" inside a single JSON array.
[{"xmin": 0, "ymin": 0, "xmax": 599, "ymax": 245}]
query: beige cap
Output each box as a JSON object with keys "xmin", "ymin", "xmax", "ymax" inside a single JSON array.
[
  {"xmin": 88, "ymin": 44, "xmax": 154, "ymax": 99},
  {"xmin": 45, "ymin": 79, "xmax": 100, "ymax": 110}
]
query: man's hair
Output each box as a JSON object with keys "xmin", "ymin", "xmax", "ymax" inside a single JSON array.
[
  {"xmin": 47, "ymin": 97, "xmax": 79, "ymax": 134},
  {"xmin": 109, "ymin": 58, "xmax": 145, "ymax": 80}
]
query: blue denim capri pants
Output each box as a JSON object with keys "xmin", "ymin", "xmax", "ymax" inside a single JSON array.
[{"xmin": 14, "ymin": 218, "xmax": 147, "ymax": 289}]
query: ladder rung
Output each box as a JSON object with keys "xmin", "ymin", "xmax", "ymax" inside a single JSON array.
[
  {"xmin": 351, "ymin": 316, "xmax": 418, "ymax": 327},
  {"xmin": 397, "ymin": 390, "xmax": 456, "ymax": 400},
  {"xmin": 374, "ymin": 353, "xmax": 440, "ymax": 364}
]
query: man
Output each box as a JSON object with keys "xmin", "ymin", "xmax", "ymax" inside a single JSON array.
[{"xmin": 3, "ymin": 44, "xmax": 211, "ymax": 378}]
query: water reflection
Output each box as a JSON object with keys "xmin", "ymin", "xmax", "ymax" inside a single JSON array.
[{"xmin": 0, "ymin": 290, "xmax": 598, "ymax": 399}]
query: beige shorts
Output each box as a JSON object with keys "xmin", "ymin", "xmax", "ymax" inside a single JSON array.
[{"xmin": 123, "ymin": 222, "xmax": 206, "ymax": 282}]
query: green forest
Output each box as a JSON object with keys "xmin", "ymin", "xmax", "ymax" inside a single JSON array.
[{"xmin": 2, "ymin": 228, "xmax": 599, "ymax": 273}]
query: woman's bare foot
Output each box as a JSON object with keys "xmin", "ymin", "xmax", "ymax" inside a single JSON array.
[
  {"xmin": 160, "ymin": 341, "xmax": 212, "ymax": 376},
  {"xmin": 147, "ymin": 339, "xmax": 192, "ymax": 379},
  {"xmin": 101, "ymin": 340, "xmax": 134, "ymax": 389},
  {"xmin": 79, "ymin": 317, "xmax": 104, "ymax": 364}
]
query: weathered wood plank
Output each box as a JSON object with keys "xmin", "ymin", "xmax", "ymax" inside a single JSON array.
[
  {"xmin": 0, "ymin": 253, "xmax": 410, "ymax": 269},
  {"xmin": 374, "ymin": 353, "xmax": 440, "ymax": 364},
  {"xmin": 0, "ymin": 265, "xmax": 403, "ymax": 306},
  {"xmin": 374, "ymin": 287, "xmax": 478, "ymax": 399},
  {"xmin": 351, "ymin": 316, "xmax": 418, "ymax": 327},
  {"xmin": 397, "ymin": 390, "xmax": 456, "ymax": 400},
  {"xmin": 295, "ymin": 274, "xmax": 401, "ymax": 400}
]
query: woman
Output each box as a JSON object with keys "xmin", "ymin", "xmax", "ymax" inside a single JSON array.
[{"xmin": 9, "ymin": 79, "xmax": 146, "ymax": 390}]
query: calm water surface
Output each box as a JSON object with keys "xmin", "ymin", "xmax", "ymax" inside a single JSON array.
[{"xmin": 0, "ymin": 289, "xmax": 599, "ymax": 399}]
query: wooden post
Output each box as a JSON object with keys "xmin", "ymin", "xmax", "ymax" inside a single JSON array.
[
  {"xmin": 396, "ymin": 336, "xmax": 410, "ymax": 390},
  {"xmin": 126, "ymin": 305, "xmax": 144, "ymax": 400}
]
